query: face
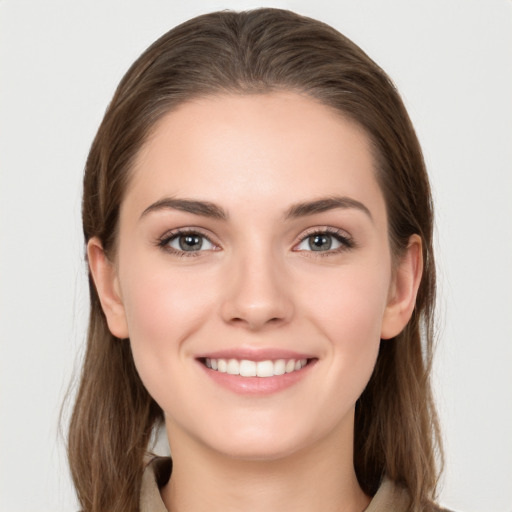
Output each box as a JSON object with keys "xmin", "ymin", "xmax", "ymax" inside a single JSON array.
[{"xmin": 95, "ymin": 92, "xmax": 414, "ymax": 461}]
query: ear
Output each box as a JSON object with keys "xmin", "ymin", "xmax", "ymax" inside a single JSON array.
[
  {"xmin": 380, "ymin": 234, "xmax": 423, "ymax": 340},
  {"xmin": 87, "ymin": 237, "xmax": 129, "ymax": 339}
]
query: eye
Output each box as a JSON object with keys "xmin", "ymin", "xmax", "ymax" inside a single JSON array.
[
  {"xmin": 294, "ymin": 229, "xmax": 353, "ymax": 253},
  {"xmin": 159, "ymin": 229, "xmax": 217, "ymax": 255}
]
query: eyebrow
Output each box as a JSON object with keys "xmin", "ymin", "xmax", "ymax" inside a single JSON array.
[
  {"xmin": 284, "ymin": 196, "xmax": 373, "ymax": 222},
  {"xmin": 139, "ymin": 195, "xmax": 372, "ymax": 222},
  {"xmin": 140, "ymin": 198, "xmax": 228, "ymax": 220}
]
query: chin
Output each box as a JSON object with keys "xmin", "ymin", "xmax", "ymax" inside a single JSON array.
[
  {"xmin": 212, "ymin": 436, "xmax": 307, "ymax": 462},
  {"xmin": 198, "ymin": 417, "xmax": 325, "ymax": 462}
]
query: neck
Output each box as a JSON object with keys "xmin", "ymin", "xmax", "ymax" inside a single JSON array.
[{"xmin": 161, "ymin": 417, "xmax": 370, "ymax": 512}]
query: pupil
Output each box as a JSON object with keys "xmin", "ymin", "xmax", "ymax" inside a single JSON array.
[
  {"xmin": 179, "ymin": 234, "xmax": 202, "ymax": 251},
  {"xmin": 309, "ymin": 234, "xmax": 331, "ymax": 251}
]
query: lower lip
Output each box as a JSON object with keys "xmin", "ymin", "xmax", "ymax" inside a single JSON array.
[{"xmin": 198, "ymin": 360, "xmax": 316, "ymax": 395}]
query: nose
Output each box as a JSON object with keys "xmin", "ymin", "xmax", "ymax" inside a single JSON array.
[{"xmin": 220, "ymin": 248, "xmax": 294, "ymax": 330}]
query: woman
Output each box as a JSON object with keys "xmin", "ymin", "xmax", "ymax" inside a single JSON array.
[{"xmin": 69, "ymin": 8, "xmax": 445, "ymax": 512}]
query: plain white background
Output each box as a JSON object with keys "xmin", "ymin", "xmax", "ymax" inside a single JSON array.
[{"xmin": 1, "ymin": 1, "xmax": 511, "ymax": 511}]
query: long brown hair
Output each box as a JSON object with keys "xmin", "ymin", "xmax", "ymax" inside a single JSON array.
[{"xmin": 69, "ymin": 8, "xmax": 442, "ymax": 511}]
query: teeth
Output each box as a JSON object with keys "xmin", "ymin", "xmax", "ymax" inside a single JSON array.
[
  {"xmin": 205, "ymin": 358, "xmax": 308, "ymax": 377},
  {"xmin": 257, "ymin": 360, "xmax": 273, "ymax": 377},
  {"xmin": 295, "ymin": 359, "xmax": 306, "ymax": 370},
  {"xmin": 239, "ymin": 359, "xmax": 256, "ymax": 377},
  {"xmin": 217, "ymin": 359, "xmax": 227, "ymax": 373},
  {"xmin": 226, "ymin": 359, "xmax": 239, "ymax": 375},
  {"xmin": 273, "ymin": 359, "xmax": 286, "ymax": 376}
]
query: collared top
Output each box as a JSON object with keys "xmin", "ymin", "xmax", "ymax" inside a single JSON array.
[{"xmin": 139, "ymin": 457, "xmax": 414, "ymax": 512}]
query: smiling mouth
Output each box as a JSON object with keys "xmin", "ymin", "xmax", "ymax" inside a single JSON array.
[{"xmin": 200, "ymin": 358, "xmax": 312, "ymax": 377}]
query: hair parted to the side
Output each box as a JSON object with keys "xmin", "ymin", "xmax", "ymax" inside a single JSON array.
[{"xmin": 69, "ymin": 8, "xmax": 442, "ymax": 512}]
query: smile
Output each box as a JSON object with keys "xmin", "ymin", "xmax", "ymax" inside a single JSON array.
[{"xmin": 204, "ymin": 358, "xmax": 309, "ymax": 377}]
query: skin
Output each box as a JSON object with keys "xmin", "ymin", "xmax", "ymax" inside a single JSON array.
[{"xmin": 88, "ymin": 92, "xmax": 422, "ymax": 512}]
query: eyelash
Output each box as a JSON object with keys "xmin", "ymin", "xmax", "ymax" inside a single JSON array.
[
  {"xmin": 156, "ymin": 227, "xmax": 354, "ymax": 257},
  {"xmin": 157, "ymin": 228, "xmax": 218, "ymax": 257},
  {"xmin": 293, "ymin": 227, "xmax": 355, "ymax": 257}
]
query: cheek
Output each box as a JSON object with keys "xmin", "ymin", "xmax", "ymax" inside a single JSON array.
[
  {"xmin": 117, "ymin": 256, "xmax": 216, "ymax": 395},
  {"xmin": 119, "ymin": 245, "xmax": 218, "ymax": 340},
  {"xmin": 299, "ymin": 260, "xmax": 390, "ymax": 392},
  {"xmin": 302, "ymin": 259, "xmax": 390, "ymax": 342}
]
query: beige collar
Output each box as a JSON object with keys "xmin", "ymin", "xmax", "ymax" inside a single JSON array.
[{"xmin": 140, "ymin": 456, "xmax": 410, "ymax": 512}]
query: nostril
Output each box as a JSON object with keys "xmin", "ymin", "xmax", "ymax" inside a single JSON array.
[
  {"xmin": 227, "ymin": 315, "xmax": 284, "ymax": 329},
  {"xmin": 220, "ymin": 287, "xmax": 294, "ymax": 330}
]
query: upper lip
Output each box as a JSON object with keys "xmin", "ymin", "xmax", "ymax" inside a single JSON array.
[{"xmin": 195, "ymin": 347, "xmax": 316, "ymax": 362}]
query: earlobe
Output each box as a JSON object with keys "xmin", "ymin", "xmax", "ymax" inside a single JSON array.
[
  {"xmin": 380, "ymin": 235, "xmax": 423, "ymax": 340},
  {"xmin": 87, "ymin": 237, "xmax": 129, "ymax": 339}
]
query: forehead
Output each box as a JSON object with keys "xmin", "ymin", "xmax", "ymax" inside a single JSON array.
[{"xmin": 124, "ymin": 92, "xmax": 385, "ymax": 222}]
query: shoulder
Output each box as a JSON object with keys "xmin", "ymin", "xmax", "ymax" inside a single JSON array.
[
  {"xmin": 430, "ymin": 506, "xmax": 457, "ymax": 512},
  {"xmin": 367, "ymin": 478, "xmax": 457, "ymax": 512},
  {"xmin": 365, "ymin": 477, "xmax": 409, "ymax": 511},
  {"xmin": 140, "ymin": 456, "xmax": 172, "ymax": 512},
  {"xmin": 425, "ymin": 505, "xmax": 457, "ymax": 512}
]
